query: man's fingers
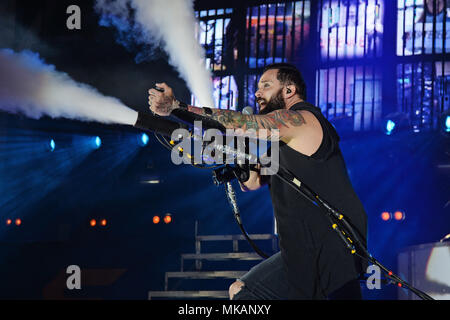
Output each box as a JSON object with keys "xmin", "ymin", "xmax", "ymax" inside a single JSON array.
[
  {"xmin": 155, "ymin": 82, "xmax": 168, "ymax": 89},
  {"xmin": 148, "ymin": 88, "xmax": 161, "ymax": 97},
  {"xmin": 155, "ymin": 82, "xmax": 173, "ymax": 95}
]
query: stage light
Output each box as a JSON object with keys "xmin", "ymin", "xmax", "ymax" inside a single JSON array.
[
  {"xmin": 394, "ymin": 211, "xmax": 405, "ymax": 221},
  {"xmin": 90, "ymin": 219, "xmax": 97, "ymax": 227},
  {"xmin": 141, "ymin": 179, "xmax": 160, "ymax": 184},
  {"xmin": 441, "ymin": 112, "xmax": 450, "ymax": 134},
  {"xmin": 381, "ymin": 211, "xmax": 391, "ymax": 221},
  {"xmin": 49, "ymin": 139, "xmax": 56, "ymax": 152},
  {"xmin": 6, "ymin": 219, "xmax": 12, "ymax": 226},
  {"xmin": 163, "ymin": 214, "xmax": 172, "ymax": 224},
  {"xmin": 385, "ymin": 120, "xmax": 396, "ymax": 135},
  {"xmin": 140, "ymin": 133, "xmax": 149, "ymax": 146},
  {"xmin": 381, "ymin": 113, "xmax": 410, "ymax": 135},
  {"xmin": 94, "ymin": 136, "xmax": 102, "ymax": 149},
  {"xmin": 153, "ymin": 216, "xmax": 160, "ymax": 224},
  {"xmin": 15, "ymin": 218, "xmax": 22, "ymax": 226},
  {"xmin": 95, "ymin": 137, "xmax": 102, "ymax": 148},
  {"xmin": 100, "ymin": 219, "xmax": 107, "ymax": 226},
  {"xmin": 437, "ymin": 111, "xmax": 450, "ymax": 135}
]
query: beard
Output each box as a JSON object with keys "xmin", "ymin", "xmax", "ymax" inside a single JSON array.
[{"xmin": 257, "ymin": 89, "xmax": 286, "ymax": 115}]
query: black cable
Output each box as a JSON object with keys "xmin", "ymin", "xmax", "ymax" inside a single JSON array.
[
  {"xmin": 154, "ymin": 133, "xmax": 173, "ymax": 151},
  {"xmin": 274, "ymin": 165, "xmax": 434, "ymax": 300},
  {"xmin": 154, "ymin": 132, "xmax": 223, "ymax": 170},
  {"xmin": 224, "ymin": 181, "xmax": 270, "ymax": 259},
  {"xmin": 147, "ymin": 108, "xmax": 433, "ymax": 300}
]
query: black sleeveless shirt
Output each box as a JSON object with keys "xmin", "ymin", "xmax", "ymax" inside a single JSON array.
[{"xmin": 268, "ymin": 101, "xmax": 368, "ymax": 299}]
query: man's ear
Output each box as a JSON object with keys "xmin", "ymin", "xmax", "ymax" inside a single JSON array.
[{"xmin": 285, "ymin": 85, "xmax": 295, "ymax": 97}]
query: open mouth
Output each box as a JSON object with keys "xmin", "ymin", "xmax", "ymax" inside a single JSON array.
[{"xmin": 257, "ymin": 99, "xmax": 267, "ymax": 106}]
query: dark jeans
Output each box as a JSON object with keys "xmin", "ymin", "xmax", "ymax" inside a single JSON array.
[{"xmin": 233, "ymin": 252, "xmax": 362, "ymax": 300}]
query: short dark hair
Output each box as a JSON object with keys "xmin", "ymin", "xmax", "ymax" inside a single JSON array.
[{"xmin": 263, "ymin": 63, "xmax": 307, "ymax": 100}]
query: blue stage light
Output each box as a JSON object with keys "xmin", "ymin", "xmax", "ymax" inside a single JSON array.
[
  {"xmin": 140, "ymin": 133, "xmax": 149, "ymax": 146},
  {"xmin": 381, "ymin": 113, "xmax": 409, "ymax": 135},
  {"xmin": 49, "ymin": 139, "xmax": 56, "ymax": 152},
  {"xmin": 439, "ymin": 111, "xmax": 450, "ymax": 135},
  {"xmin": 385, "ymin": 120, "xmax": 396, "ymax": 135},
  {"xmin": 94, "ymin": 136, "xmax": 102, "ymax": 149}
]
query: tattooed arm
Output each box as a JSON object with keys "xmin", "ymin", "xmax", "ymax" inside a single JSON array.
[
  {"xmin": 181, "ymin": 103, "xmax": 306, "ymax": 141},
  {"xmin": 148, "ymin": 83, "xmax": 306, "ymax": 141}
]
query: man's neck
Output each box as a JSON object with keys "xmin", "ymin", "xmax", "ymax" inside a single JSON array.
[{"xmin": 286, "ymin": 97, "xmax": 304, "ymax": 110}]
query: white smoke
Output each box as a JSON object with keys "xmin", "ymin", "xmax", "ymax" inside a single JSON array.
[
  {"xmin": 95, "ymin": 0, "xmax": 215, "ymax": 107},
  {"xmin": 0, "ymin": 49, "xmax": 138, "ymax": 125}
]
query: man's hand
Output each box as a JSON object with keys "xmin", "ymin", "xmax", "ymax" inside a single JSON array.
[
  {"xmin": 239, "ymin": 164, "xmax": 269, "ymax": 192},
  {"xmin": 148, "ymin": 83, "xmax": 178, "ymax": 116}
]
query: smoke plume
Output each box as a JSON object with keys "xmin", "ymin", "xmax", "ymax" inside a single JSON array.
[
  {"xmin": 95, "ymin": 0, "xmax": 215, "ymax": 107},
  {"xmin": 0, "ymin": 49, "xmax": 138, "ymax": 126}
]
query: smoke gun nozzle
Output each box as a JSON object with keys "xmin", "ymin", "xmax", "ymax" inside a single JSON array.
[{"xmin": 134, "ymin": 111, "xmax": 185, "ymax": 137}]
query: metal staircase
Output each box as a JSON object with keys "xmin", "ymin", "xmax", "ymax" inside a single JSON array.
[{"xmin": 148, "ymin": 221, "xmax": 277, "ymax": 300}]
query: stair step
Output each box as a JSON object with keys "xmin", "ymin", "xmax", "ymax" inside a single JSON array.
[
  {"xmin": 182, "ymin": 252, "xmax": 263, "ymax": 261},
  {"xmin": 166, "ymin": 271, "xmax": 247, "ymax": 280},
  {"xmin": 148, "ymin": 290, "xmax": 229, "ymax": 300},
  {"xmin": 196, "ymin": 234, "xmax": 276, "ymax": 242}
]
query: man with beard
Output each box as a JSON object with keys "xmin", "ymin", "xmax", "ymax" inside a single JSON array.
[{"xmin": 148, "ymin": 63, "xmax": 368, "ymax": 300}]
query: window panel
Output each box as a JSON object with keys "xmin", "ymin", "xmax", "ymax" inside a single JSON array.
[
  {"xmin": 194, "ymin": 8, "xmax": 234, "ymax": 108},
  {"xmin": 320, "ymin": 0, "xmax": 384, "ymax": 61},
  {"xmin": 192, "ymin": 75, "xmax": 238, "ymax": 110},
  {"xmin": 397, "ymin": 0, "xmax": 450, "ymax": 56},
  {"xmin": 195, "ymin": 2, "xmax": 311, "ymax": 110},
  {"xmin": 244, "ymin": 74, "xmax": 259, "ymax": 110},
  {"xmin": 397, "ymin": 61, "xmax": 450, "ymax": 131},
  {"xmin": 317, "ymin": 65, "xmax": 382, "ymax": 131},
  {"xmin": 246, "ymin": 1, "xmax": 311, "ymax": 69}
]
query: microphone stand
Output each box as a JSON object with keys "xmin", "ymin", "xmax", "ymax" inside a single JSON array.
[
  {"xmin": 224, "ymin": 180, "xmax": 270, "ymax": 259},
  {"xmin": 135, "ymin": 110, "xmax": 434, "ymax": 300},
  {"xmin": 211, "ymin": 148, "xmax": 434, "ymax": 300},
  {"xmin": 266, "ymin": 163, "xmax": 434, "ymax": 301}
]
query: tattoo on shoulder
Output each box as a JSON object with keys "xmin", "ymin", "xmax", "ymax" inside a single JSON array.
[{"xmin": 262, "ymin": 110, "xmax": 306, "ymax": 130}]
